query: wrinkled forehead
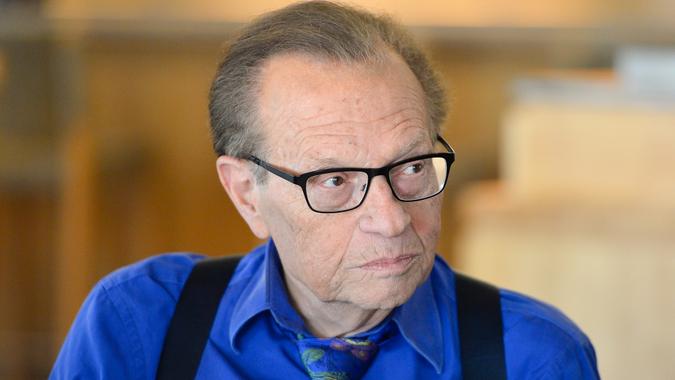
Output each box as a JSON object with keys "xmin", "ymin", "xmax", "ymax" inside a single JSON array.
[{"xmin": 254, "ymin": 51, "xmax": 433, "ymax": 169}]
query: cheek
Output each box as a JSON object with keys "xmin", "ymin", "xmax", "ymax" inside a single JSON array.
[
  {"xmin": 264, "ymin": 192, "xmax": 354, "ymax": 299},
  {"xmin": 293, "ymin": 218, "xmax": 354, "ymax": 296},
  {"xmin": 410, "ymin": 198, "xmax": 443, "ymax": 250}
]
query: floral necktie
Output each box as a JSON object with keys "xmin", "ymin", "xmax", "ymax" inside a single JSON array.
[{"xmin": 296, "ymin": 334, "xmax": 380, "ymax": 380}]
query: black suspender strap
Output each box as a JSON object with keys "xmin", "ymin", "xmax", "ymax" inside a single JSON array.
[
  {"xmin": 455, "ymin": 272, "xmax": 508, "ymax": 380},
  {"xmin": 156, "ymin": 256, "xmax": 242, "ymax": 380},
  {"xmin": 157, "ymin": 256, "xmax": 506, "ymax": 380}
]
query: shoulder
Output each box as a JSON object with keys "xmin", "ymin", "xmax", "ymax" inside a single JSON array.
[
  {"xmin": 500, "ymin": 288, "xmax": 588, "ymax": 346},
  {"xmin": 429, "ymin": 258, "xmax": 592, "ymax": 347},
  {"xmin": 52, "ymin": 250, "xmax": 267, "ymax": 379},
  {"xmin": 428, "ymin": 258, "xmax": 599, "ymax": 379},
  {"xmin": 100, "ymin": 253, "xmax": 203, "ymax": 292},
  {"xmin": 94, "ymin": 253, "xmax": 206, "ymax": 327},
  {"xmin": 499, "ymin": 289, "xmax": 599, "ymax": 378},
  {"xmin": 51, "ymin": 253, "xmax": 204, "ymax": 379},
  {"xmin": 430, "ymin": 257, "xmax": 593, "ymax": 350}
]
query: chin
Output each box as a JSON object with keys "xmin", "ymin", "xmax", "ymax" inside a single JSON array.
[
  {"xmin": 353, "ymin": 281, "xmax": 419, "ymax": 310},
  {"xmin": 357, "ymin": 294, "xmax": 410, "ymax": 310}
]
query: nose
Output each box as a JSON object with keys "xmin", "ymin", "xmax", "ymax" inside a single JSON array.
[{"xmin": 358, "ymin": 176, "xmax": 411, "ymax": 237}]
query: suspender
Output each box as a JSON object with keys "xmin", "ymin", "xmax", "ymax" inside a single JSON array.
[
  {"xmin": 455, "ymin": 273, "xmax": 508, "ymax": 380},
  {"xmin": 156, "ymin": 257, "xmax": 507, "ymax": 380},
  {"xmin": 156, "ymin": 256, "xmax": 242, "ymax": 380}
]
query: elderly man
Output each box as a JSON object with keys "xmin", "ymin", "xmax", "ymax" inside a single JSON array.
[{"xmin": 51, "ymin": 1, "xmax": 599, "ymax": 379}]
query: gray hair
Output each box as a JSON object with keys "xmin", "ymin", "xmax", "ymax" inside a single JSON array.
[{"xmin": 208, "ymin": 0, "xmax": 446, "ymax": 161}]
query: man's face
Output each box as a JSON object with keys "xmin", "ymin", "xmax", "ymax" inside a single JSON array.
[{"xmin": 254, "ymin": 51, "xmax": 443, "ymax": 310}]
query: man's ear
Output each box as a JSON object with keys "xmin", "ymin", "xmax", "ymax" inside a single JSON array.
[{"xmin": 215, "ymin": 156, "xmax": 270, "ymax": 239}]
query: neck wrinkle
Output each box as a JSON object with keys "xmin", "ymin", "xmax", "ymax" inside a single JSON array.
[{"xmin": 284, "ymin": 270, "xmax": 392, "ymax": 338}]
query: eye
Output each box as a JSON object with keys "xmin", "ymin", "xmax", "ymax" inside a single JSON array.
[
  {"xmin": 402, "ymin": 162, "xmax": 424, "ymax": 175},
  {"xmin": 322, "ymin": 175, "xmax": 345, "ymax": 188}
]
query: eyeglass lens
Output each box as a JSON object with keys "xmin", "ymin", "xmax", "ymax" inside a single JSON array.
[{"xmin": 304, "ymin": 156, "xmax": 448, "ymax": 212}]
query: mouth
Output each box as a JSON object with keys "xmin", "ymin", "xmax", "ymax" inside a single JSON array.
[{"xmin": 359, "ymin": 254, "xmax": 419, "ymax": 274}]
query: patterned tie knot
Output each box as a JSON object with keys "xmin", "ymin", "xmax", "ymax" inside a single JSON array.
[{"xmin": 297, "ymin": 334, "xmax": 380, "ymax": 380}]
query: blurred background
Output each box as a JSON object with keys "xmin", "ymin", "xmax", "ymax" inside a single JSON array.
[{"xmin": 1, "ymin": 0, "xmax": 674, "ymax": 378}]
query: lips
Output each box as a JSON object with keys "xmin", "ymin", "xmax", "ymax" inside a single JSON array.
[{"xmin": 360, "ymin": 254, "xmax": 418, "ymax": 272}]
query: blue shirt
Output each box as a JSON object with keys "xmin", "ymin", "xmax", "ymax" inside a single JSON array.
[{"xmin": 51, "ymin": 240, "xmax": 599, "ymax": 379}]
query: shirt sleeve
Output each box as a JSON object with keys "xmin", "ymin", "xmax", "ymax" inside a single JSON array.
[
  {"xmin": 50, "ymin": 282, "xmax": 146, "ymax": 380},
  {"xmin": 501, "ymin": 290, "xmax": 601, "ymax": 380},
  {"xmin": 532, "ymin": 335, "xmax": 600, "ymax": 380}
]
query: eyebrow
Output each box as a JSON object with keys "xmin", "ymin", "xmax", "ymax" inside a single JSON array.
[
  {"xmin": 309, "ymin": 157, "xmax": 345, "ymax": 170},
  {"xmin": 392, "ymin": 134, "xmax": 432, "ymax": 161},
  {"xmin": 301, "ymin": 134, "xmax": 433, "ymax": 171}
]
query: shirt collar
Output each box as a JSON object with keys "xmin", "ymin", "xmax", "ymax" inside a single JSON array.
[
  {"xmin": 228, "ymin": 239, "xmax": 444, "ymax": 373},
  {"xmin": 228, "ymin": 240, "xmax": 304, "ymax": 351},
  {"xmin": 391, "ymin": 272, "xmax": 444, "ymax": 373}
]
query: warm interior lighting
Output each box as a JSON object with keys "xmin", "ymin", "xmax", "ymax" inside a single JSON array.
[{"xmin": 42, "ymin": 0, "xmax": 639, "ymax": 28}]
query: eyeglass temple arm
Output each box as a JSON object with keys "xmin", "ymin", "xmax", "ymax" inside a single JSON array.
[
  {"xmin": 437, "ymin": 135, "xmax": 454, "ymax": 154},
  {"xmin": 247, "ymin": 155, "xmax": 297, "ymax": 184}
]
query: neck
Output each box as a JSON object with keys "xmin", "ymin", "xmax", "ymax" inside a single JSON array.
[{"xmin": 284, "ymin": 273, "xmax": 392, "ymax": 338}]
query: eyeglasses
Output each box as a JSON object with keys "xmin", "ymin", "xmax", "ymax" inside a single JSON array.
[{"xmin": 247, "ymin": 135, "xmax": 455, "ymax": 213}]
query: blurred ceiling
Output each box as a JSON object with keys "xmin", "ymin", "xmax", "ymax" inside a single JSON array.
[{"xmin": 39, "ymin": 0, "xmax": 675, "ymax": 28}]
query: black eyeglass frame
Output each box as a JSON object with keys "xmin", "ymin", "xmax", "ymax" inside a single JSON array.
[{"xmin": 247, "ymin": 135, "xmax": 455, "ymax": 214}]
